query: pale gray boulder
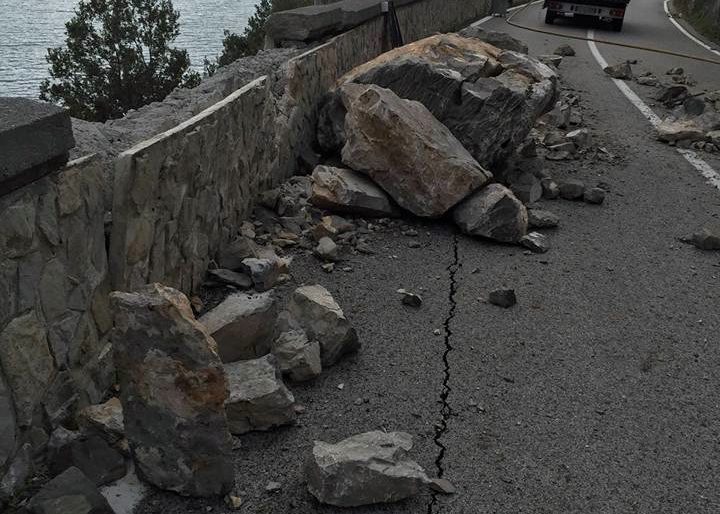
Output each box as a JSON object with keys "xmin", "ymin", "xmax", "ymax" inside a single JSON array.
[
  {"xmin": 224, "ymin": 355, "xmax": 296, "ymax": 434},
  {"xmin": 453, "ymin": 184, "xmax": 528, "ymax": 243},
  {"xmin": 287, "ymin": 285, "xmax": 359, "ymax": 366},
  {"xmin": 306, "ymin": 431, "xmax": 430, "ymax": 507},
  {"xmin": 272, "ymin": 329, "xmax": 322, "ymax": 382},
  {"xmin": 110, "ymin": 284, "xmax": 233, "ymax": 497},
  {"xmin": 199, "ymin": 292, "xmax": 276, "ymax": 362},
  {"xmin": 310, "ymin": 166, "xmax": 397, "ymax": 217}
]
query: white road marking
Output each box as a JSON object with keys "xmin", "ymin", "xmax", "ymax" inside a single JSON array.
[
  {"xmin": 587, "ymin": 29, "xmax": 720, "ymax": 191},
  {"xmin": 663, "ymin": 0, "xmax": 720, "ymax": 57},
  {"xmin": 473, "ymin": 0, "xmax": 543, "ymax": 26}
]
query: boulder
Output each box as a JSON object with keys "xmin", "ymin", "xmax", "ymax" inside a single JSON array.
[
  {"xmin": 77, "ymin": 397, "xmax": 124, "ymax": 446},
  {"xmin": 110, "ymin": 284, "xmax": 233, "ymax": 497},
  {"xmin": 287, "ymin": 285, "xmax": 359, "ymax": 366},
  {"xmin": 239, "ymin": 258, "xmax": 282, "ymax": 292},
  {"xmin": 47, "ymin": 432, "xmax": 126, "ymax": 486},
  {"xmin": 509, "ymin": 172, "xmax": 542, "ymax": 204},
  {"xmin": 26, "ymin": 467, "xmax": 114, "ymax": 514},
  {"xmin": 315, "ymin": 237, "xmax": 339, "ymax": 262},
  {"xmin": 604, "ymin": 62, "xmax": 633, "ymax": 80},
  {"xmin": 540, "ymin": 178, "xmax": 560, "ymax": 199},
  {"xmin": 310, "ymin": 166, "xmax": 397, "ymax": 217},
  {"xmin": 341, "ymin": 34, "xmax": 558, "ymax": 170},
  {"xmin": 657, "ymin": 119, "xmax": 705, "ymax": 143},
  {"xmin": 583, "ymin": 187, "xmax": 606, "ymax": 204},
  {"xmin": 306, "ymin": 431, "xmax": 430, "ymax": 507},
  {"xmin": 224, "ymin": 355, "xmax": 296, "ymax": 434},
  {"xmin": 272, "ymin": 329, "xmax": 322, "ymax": 382},
  {"xmin": 339, "ymin": 83, "xmax": 491, "ymax": 217},
  {"xmin": 217, "ymin": 236, "xmax": 261, "ymax": 270},
  {"xmin": 452, "ymin": 184, "xmax": 528, "ymax": 243},
  {"xmin": 559, "ymin": 180, "xmax": 585, "ymax": 200},
  {"xmin": 554, "ymin": 43, "xmax": 576, "ymax": 56},
  {"xmin": 528, "ymin": 208, "xmax": 559, "ymax": 228},
  {"xmin": 199, "ymin": 292, "xmax": 276, "ymax": 362},
  {"xmin": 457, "ymin": 26, "xmax": 529, "ymax": 53}
]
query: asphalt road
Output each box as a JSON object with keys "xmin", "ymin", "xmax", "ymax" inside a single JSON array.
[{"xmin": 132, "ymin": 2, "xmax": 720, "ymax": 513}]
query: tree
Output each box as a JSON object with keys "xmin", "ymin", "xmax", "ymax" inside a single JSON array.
[
  {"xmin": 204, "ymin": 0, "xmax": 312, "ymax": 76},
  {"xmin": 41, "ymin": 0, "xmax": 201, "ymax": 122}
]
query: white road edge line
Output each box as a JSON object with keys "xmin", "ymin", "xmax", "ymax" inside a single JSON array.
[
  {"xmin": 472, "ymin": 0, "xmax": 543, "ymax": 26},
  {"xmin": 663, "ymin": 0, "xmax": 720, "ymax": 57},
  {"xmin": 587, "ymin": 29, "xmax": 720, "ymax": 191}
]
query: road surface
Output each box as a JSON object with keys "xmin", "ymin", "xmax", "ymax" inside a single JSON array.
[{"xmin": 132, "ymin": 1, "xmax": 720, "ymax": 513}]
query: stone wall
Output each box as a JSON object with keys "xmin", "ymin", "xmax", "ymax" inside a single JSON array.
[{"xmin": 0, "ymin": 155, "xmax": 113, "ymax": 491}]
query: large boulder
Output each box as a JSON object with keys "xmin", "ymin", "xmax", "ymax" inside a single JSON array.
[
  {"xmin": 453, "ymin": 183, "xmax": 528, "ymax": 243},
  {"xmin": 110, "ymin": 284, "xmax": 234, "ymax": 497},
  {"xmin": 272, "ymin": 327, "xmax": 322, "ymax": 382},
  {"xmin": 458, "ymin": 26, "xmax": 529, "ymax": 53},
  {"xmin": 310, "ymin": 165, "xmax": 398, "ymax": 217},
  {"xmin": 287, "ymin": 285, "xmax": 359, "ymax": 366},
  {"xmin": 224, "ymin": 355, "xmax": 296, "ymax": 434},
  {"xmin": 306, "ymin": 431, "xmax": 430, "ymax": 507},
  {"xmin": 26, "ymin": 467, "xmax": 114, "ymax": 514},
  {"xmin": 339, "ymin": 34, "xmax": 558, "ymax": 170},
  {"xmin": 338, "ymin": 83, "xmax": 491, "ymax": 217},
  {"xmin": 199, "ymin": 292, "xmax": 277, "ymax": 362}
]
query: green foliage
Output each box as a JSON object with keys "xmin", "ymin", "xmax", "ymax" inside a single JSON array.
[
  {"xmin": 41, "ymin": 0, "xmax": 201, "ymax": 122},
  {"xmin": 673, "ymin": 0, "xmax": 720, "ymax": 44},
  {"xmin": 205, "ymin": 0, "xmax": 312, "ymax": 76}
]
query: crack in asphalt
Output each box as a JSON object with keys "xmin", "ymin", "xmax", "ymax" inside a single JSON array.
[{"xmin": 428, "ymin": 233, "xmax": 460, "ymax": 514}]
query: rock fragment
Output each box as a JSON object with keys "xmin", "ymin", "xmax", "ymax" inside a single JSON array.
[
  {"xmin": 554, "ymin": 44, "xmax": 576, "ymax": 56},
  {"xmin": 339, "ymin": 83, "xmax": 491, "ymax": 217},
  {"xmin": 110, "ymin": 284, "xmax": 233, "ymax": 497},
  {"xmin": 48, "ymin": 431, "xmax": 126, "ymax": 486},
  {"xmin": 398, "ymin": 290, "xmax": 423, "ymax": 307},
  {"xmin": 604, "ymin": 62, "xmax": 633, "ymax": 80},
  {"xmin": 430, "ymin": 478, "xmax": 457, "ymax": 494},
  {"xmin": 452, "ymin": 184, "xmax": 528, "ymax": 243},
  {"xmin": 541, "ymin": 178, "xmax": 560, "ymax": 199},
  {"xmin": 528, "ymin": 208, "xmax": 559, "ymax": 228},
  {"xmin": 583, "ymin": 187, "xmax": 606, "ymax": 204},
  {"xmin": 684, "ymin": 225, "xmax": 720, "ymax": 250},
  {"xmin": 199, "ymin": 292, "xmax": 276, "ymax": 362},
  {"xmin": 288, "ymin": 285, "xmax": 359, "ymax": 366},
  {"xmin": 315, "ymin": 237, "xmax": 339, "ymax": 262},
  {"xmin": 539, "ymin": 55, "xmax": 563, "ymax": 68},
  {"xmin": 240, "ymin": 258, "xmax": 282, "ymax": 291},
  {"xmin": 26, "ymin": 467, "xmax": 114, "ymax": 514},
  {"xmin": 271, "ymin": 328, "xmax": 322, "ymax": 382},
  {"xmin": 566, "ymin": 128, "xmax": 589, "ymax": 148},
  {"xmin": 224, "ymin": 355, "xmax": 296, "ymax": 435},
  {"xmin": 310, "ymin": 166, "xmax": 397, "ymax": 217},
  {"xmin": 520, "ymin": 232, "xmax": 550, "ymax": 253},
  {"xmin": 559, "ymin": 180, "xmax": 585, "ymax": 200},
  {"xmin": 217, "ymin": 236, "xmax": 261, "ymax": 270},
  {"xmin": 207, "ymin": 268, "xmax": 252, "ymax": 289},
  {"xmin": 458, "ymin": 26, "xmax": 529, "ymax": 53},
  {"xmin": 489, "ymin": 289, "xmax": 517, "ymax": 308},
  {"xmin": 509, "ymin": 172, "xmax": 542, "ymax": 204},
  {"xmin": 306, "ymin": 431, "xmax": 430, "ymax": 507}
]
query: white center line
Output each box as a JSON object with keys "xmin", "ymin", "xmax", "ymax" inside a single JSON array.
[{"xmin": 587, "ymin": 29, "xmax": 720, "ymax": 191}]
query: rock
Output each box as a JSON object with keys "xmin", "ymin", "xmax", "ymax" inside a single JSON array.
[
  {"xmin": 636, "ymin": 75, "xmax": 659, "ymax": 86},
  {"xmin": 0, "ymin": 443, "xmax": 32, "ymax": 500},
  {"xmin": 583, "ymin": 187, "xmax": 606, "ymax": 204},
  {"xmin": 287, "ymin": 285, "xmax": 359, "ymax": 366},
  {"xmin": 488, "ymin": 289, "xmax": 517, "ymax": 308},
  {"xmin": 457, "ymin": 26, "xmax": 529, "ymax": 53},
  {"xmin": 539, "ymin": 55, "xmax": 562, "ymax": 68},
  {"xmin": 708, "ymin": 131, "xmax": 720, "ymax": 146},
  {"xmin": 224, "ymin": 355, "xmax": 295, "ymax": 434},
  {"xmin": 225, "ymin": 494, "xmax": 243, "ymax": 509},
  {"xmin": 657, "ymin": 119, "xmax": 705, "ymax": 143},
  {"xmin": 317, "ymin": 93, "xmax": 347, "ymax": 154},
  {"xmin": 430, "ymin": 478, "xmax": 457, "ymax": 494},
  {"xmin": 199, "ymin": 292, "xmax": 276, "ymax": 363},
  {"xmin": 339, "ymin": 83, "xmax": 491, "ymax": 217},
  {"xmin": 452, "ymin": 184, "xmax": 528, "ymax": 243},
  {"xmin": 266, "ymin": 481, "xmax": 282, "ymax": 493},
  {"xmin": 667, "ymin": 67, "xmax": 684, "ymax": 75},
  {"xmin": 271, "ymin": 328, "xmax": 322, "ymax": 382},
  {"xmin": 520, "ymin": 232, "xmax": 549, "ymax": 253},
  {"xmin": 110, "ymin": 284, "xmax": 233, "ymax": 497},
  {"xmin": 26, "ymin": 467, "xmax": 114, "ymax": 514},
  {"xmin": 315, "ymin": 237, "xmax": 339, "ymax": 262},
  {"xmin": 0, "ymin": 369, "xmax": 15, "ymax": 471},
  {"xmin": 540, "ymin": 178, "xmax": 560, "ymax": 199},
  {"xmin": 48, "ymin": 432, "xmax": 126, "ymax": 486},
  {"xmin": 559, "ymin": 180, "xmax": 585, "ymax": 200},
  {"xmin": 207, "ymin": 268, "xmax": 252, "ymax": 289},
  {"xmin": 342, "ymin": 34, "xmax": 557, "ymax": 170},
  {"xmin": 686, "ymin": 225, "xmax": 720, "ymax": 250},
  {"xmin": 684, "ymin": 96, "xmax": 706, "ymax": 116},
  {"xmin": 528, "ymin": 208, "xmax": 559, "ymax": 228},
  {"xmin": 509, "ymin": 172, "xmax": 542, "ymax": 204},
  {"xmin": 566, "ymin": 128, "xmax": 590, "ymax": 148},
  {"xmin": 217, "ymin": 236, "xmax": 261, "ymax": 270},
  {"xmin": 554, "ymin": 44, "xmax": 575, "ymax": 56},
  {"xmin": 306, "ymin": 431, "xmax": 430, "ymax": 507},
  {"xmin": 604, "ymin": 62, "xmax": 633, "ymax": 80},
  {"xmin": 239, "ymin": 258, "xmax": 282, "ymax": 291},
  {"xmin": 310, "ymin": 166, "xmax": 397, "ymax": 217},
  {"xmin": 398, "ymin": 290, "xmax": 423, "ymax": 307},
  {"xmin": 656, "ymin": 85, "xmax": 689, "ymax": 106}
]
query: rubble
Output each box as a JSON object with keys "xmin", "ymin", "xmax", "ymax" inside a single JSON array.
[
  {"xmin": 26, "ymin": 467, "xmax": 115, "ymax": 514},
  {"xmin": 310, "ymin": 165, "xmax": 397, "ymax": 217},
  {"xmin": 583, "ymin": 187, "xmax": 606, "ymax": 205},
  {"xmin": 288, "ymin": 285, "xmax": 360, "ymax": 366},
  {"xmin": 604, "ymin": 62, "xmax": 633, "ymax": 80},
  {"xmin": 452, "ymin": 184, "xmax": 528, "ymax": 243},
  {"xmin": 528, "ymin": 208, "xmax": 559, "ymax": 228},
  {"xmin": 339, "ymin": 83, "xmax": 491, "ymax": 217},
  {"xmin": 558, "ymin": 180, "xmax": 586, "ymax": 200},
  {"xmin": 272, "ymin": 326, "xmax": 322, "ymax": 382},
  {"xmin": 110, "ymin": 284, "xmax": 234, "ymax": 497},
  {"xmin": 224, "ymin": 355, "xmax": 296, "ymax": 434},
  {"xmin": 489, "ymin": 289, "xmax": 517, "ymax": 308},
  {"xmin": 306, "ymin": 431, "xmax": 430, "ymax": 507},
  {"xmin": 199, "ymin": 291, "xmax": 276, "ymax": 362}
]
